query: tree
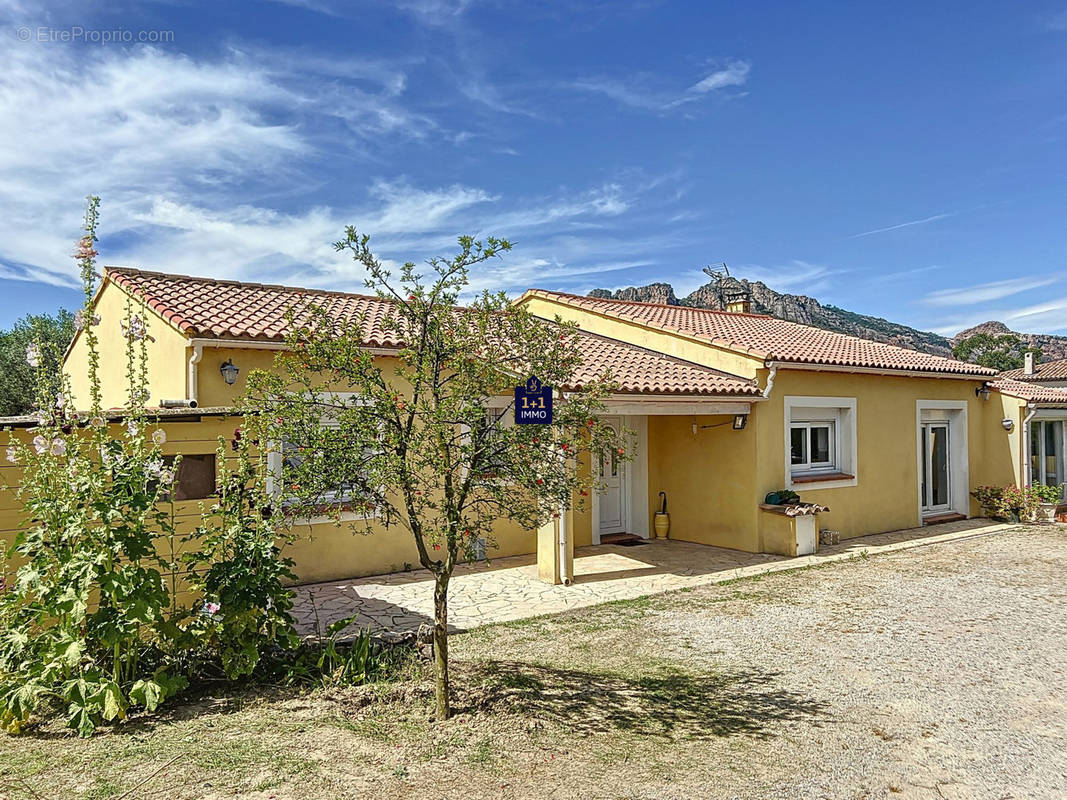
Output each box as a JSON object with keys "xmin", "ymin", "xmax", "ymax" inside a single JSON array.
[
  {"xmin": 244, "ymin": 230, "xmax": 627, "ymax": 720},
  {"xmin": 0, "ymin": 310, "xmax": 75, "ymax": 416},
  {"xmin": 952, "ymin": 332, "xmax": 1040, "ymax": 372}
]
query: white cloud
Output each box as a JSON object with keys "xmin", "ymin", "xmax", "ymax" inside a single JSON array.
[
  {"xmin": 921, "ymin": 275, "xmax": 1061, "ymax": 307},
  {"xmin": 569, "ymin": 59, "xmax": 751, "ymax": 111},
  {"xmin": 850, "ymin": 212, "xmax": 955, "ymax": 238}
]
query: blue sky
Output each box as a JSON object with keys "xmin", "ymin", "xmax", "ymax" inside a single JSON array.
[{"xmin": 1, "ymin": 1, "xmax": 1066, "ymax": 336}]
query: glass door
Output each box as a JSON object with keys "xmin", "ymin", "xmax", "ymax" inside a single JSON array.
[
  {"xmin": 1030, "ymin": 420, "xmax": 1064, "ymax": 490},
  {"xmin": 921, "ymin": 422, "xmax": 951, "ymax": 513}
]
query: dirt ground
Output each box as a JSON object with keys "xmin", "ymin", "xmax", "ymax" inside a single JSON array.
[{"xmin": 1, "ymin": 526, "xmax": 1064, "ymax": 800}]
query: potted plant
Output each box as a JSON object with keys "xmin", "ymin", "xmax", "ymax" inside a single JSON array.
[{"xmin": 1029, "ymin": 484, "xmax": 1063, "ymax": 523}]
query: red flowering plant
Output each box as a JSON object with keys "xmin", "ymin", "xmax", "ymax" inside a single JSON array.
[
  {"xmin": 244, "ymin": 230, "xmax": 629, "ymax": 720},
  {"xmin": 970, "ymin": 484, "xmax": 1040, "ymax": 522}
]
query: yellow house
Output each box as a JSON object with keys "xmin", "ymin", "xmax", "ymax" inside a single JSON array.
[{"xmin": 5, "ymin": 266, "xmax": 1065, "ymax": 588}]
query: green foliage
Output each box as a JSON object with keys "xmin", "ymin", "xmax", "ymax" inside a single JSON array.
[
  {"xmin": 0, "ymin": 309, "xmax": 75, "ymax": 416},
  {"xmin": 181, "ymin": 435, "xmax": 298, "ymax": 680},
  {"xmin": 273, "ymin": 612, "xmax": 410, "ymax": 688},
  {"xmin": 0, "ymin": 198, "xmax": 296, "ymax": 736},
  {"xmin": 1029, "ymin": 483, "xmax": 1062, "ymax": 504},
  {"xmin": 952, "ymin": 332, "xmax": 1040, "ymax": 371},
  {"xmin": 970, "ymin": 484, "xmax": 1049, "ymax": 521},
  {"xmin": 244, "ymin": 230, "xmax": 628, "ymax": 719}
]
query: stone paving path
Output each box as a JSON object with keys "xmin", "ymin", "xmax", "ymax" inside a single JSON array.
[{"xmin": 290, "ymin": 517, "xmax": 1012, "ymax": 638}]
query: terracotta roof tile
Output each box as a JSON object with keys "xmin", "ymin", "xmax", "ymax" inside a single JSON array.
[
  {"xmin": 524, "ymin": 290, "xmax": 997, "ymax": 377},
  {"xmin": 989, "ymin": 378, "xmax": 1067, "ymax": 405},
  {"xmin": 105, "ymin": 267, "xmax": 758, "ymax": 398},
  {"xmin": 107, "ymin": 267, "xmax": 405, "ymax": 347},
  {"xmin": 1000, "ymin": 358, "xmax": 1067, "ymax": 382},
  {"xmin": 565, "ymin": 331, "xmax": 761, "ymax": 396}
]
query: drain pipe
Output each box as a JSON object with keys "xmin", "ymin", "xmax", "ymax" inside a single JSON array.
[
  {"xmin": 558, "ymin": 504, "xmax": 572, "ymax": 586},
  {"xmin": 1022, "ymin": 403, "xmax": 1037, "ymax": 486},
  {"xmin": 187, "ymin": 341, "xmax": 205, "ymax": 406},
  {"xmin": 762, "ymin": 363, "xmax": 778, "ymax": 398}
]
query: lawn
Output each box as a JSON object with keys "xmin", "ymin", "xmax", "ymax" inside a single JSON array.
[{"xmin": 2, "ymin": 526, "xmax": 1064, "ymax": 799}]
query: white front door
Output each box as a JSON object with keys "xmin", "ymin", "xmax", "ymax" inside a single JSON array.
[
  {"xmin": 920, "ymin": 421, "xmax": 951, "ymax": 513},
  {"xmin": 598, "ymin": 418, "xmax": 626, "ymax": 535}
]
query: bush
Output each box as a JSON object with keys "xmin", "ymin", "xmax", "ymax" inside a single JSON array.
[
  {"xmin": 0, "ymin": 199, "xmax": 296, "ymax": 736},
  {"xmin": 970, "ymin": 484, "xmax": 1058, "ymax": 521}
]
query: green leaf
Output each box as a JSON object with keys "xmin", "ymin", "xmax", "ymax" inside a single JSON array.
[
  {"xmin": 129, "ymin": 679, "xmax": 162, "ymax": 712},
  {"xmin": 99, "ymin": 680, "xmax": 127, "ymax": 722}
]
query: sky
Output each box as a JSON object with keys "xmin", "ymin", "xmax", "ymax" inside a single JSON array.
[{"xmin": 0, "ymin": 1, "xmax": 1066, "ymax": 337}]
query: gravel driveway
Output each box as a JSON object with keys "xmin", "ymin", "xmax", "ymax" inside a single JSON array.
[
  {"xmin": 450, "ymin": 525, "xmax": 1067, "ymax": 800},
  {"xmin": 629, "ymin": 526, "xmax": 1067, "ymax": 799}
]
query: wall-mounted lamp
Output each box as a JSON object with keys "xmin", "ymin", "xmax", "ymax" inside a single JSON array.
[
  {"xmin": 732, "ymin": 414, "xmax": 748, "ymax": 430},
  {"xmin": 975, "ymin": 385, "xmax": 991, "ymax": 401},
  {"xmin": 1001, "ymin": 418, "xmax": 1015, "ymax": 432},
  {"xmin": 220, "ymin": 358, "xmax": 240, "ymax": 386}
]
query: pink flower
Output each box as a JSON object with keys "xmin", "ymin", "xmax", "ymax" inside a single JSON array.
[
  {"xmin": 127, "ymin": 420, "xmax": 140, "ymax": 436},
  {"xmin": 25, "ymin": 344, "xmax": 40, "ymax": 368},
  {"xmin": 54, "ymin": 392, "xmax": 65, "ymax": 410},
  {"xmin": 152, "ymin": 429, "xmax": 166, "ymax": 445},
  {"xmin": 32, "ymin": 435, "xmax": 47, "ymax": 454},
  {"xmin": 89, "ymin": 415, "xmax": 105, "ymax": 429},
  {"xmin": 5, "ymin": 447, "xmax": 17, "ymax": 464},
  {"xmin": 50, "ymin": 439, "xmax": 66, "ymax": 456},
  {"xmin": 203, "ymin": 601, "xmax": 221, "ymax": 616}
]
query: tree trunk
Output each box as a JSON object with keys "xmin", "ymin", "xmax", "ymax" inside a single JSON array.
[{"xmin": 432, "ymin": 573, "xmax": 450, "ymax": 720}]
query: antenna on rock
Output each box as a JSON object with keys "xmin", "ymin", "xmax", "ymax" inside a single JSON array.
[{"xmin": 702, "ymin": 262, "xmax": 751, "ymax": 313}]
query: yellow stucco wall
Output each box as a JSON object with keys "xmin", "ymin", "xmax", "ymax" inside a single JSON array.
[
  {"xmin": 65, "ymin": 279, "xmax": 189, "ymax": 410},
  {"xmin": 647, "ymin": 413, "xmax": 760, "ymax": 550},
  {"xmin": 752, "ymin": 368, "xmax": 1019, "ymax": 542}
]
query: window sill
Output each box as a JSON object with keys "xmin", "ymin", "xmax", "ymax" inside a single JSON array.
[{"xmin": 790, "ymin": 471, "xmax": 855, "ymax": 485}]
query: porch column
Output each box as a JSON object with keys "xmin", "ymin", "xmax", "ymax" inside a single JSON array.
[{"xmin": 536, "ymin": 505, "xmax": 573, "ymax": 585}]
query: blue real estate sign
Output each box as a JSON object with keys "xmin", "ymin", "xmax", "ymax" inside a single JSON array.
[{"xmin": 514, "ymin": 375, "xmax": 553, "ymax": 425}]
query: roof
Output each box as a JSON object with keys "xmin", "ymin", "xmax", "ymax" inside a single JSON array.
[
  {"xmin": 563, "ymin": 331, "xmax": 760, "ymax": 396},
  {"xmin": 522, "ymin": 290, "xmax": 997, "ymax": 377},
  {"xmin": 1000, "ymin": 358, "xmax": 1067, "ymax": 382},
  {"xmin": 103, "ymin": 267, "xmax": 757, "ymax": 398},
  {"xmin": 106, "ymin": 267, "xmax": 404, "ymax": 346},
  {"xmin": 0, "ymin": 406, "xmax": 238, "ymax": 429},
  {"xmin": 989, "ymin": 378, "xmax": 1067, "ymax": 405}
]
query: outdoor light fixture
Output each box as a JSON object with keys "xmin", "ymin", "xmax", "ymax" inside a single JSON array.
[
  {"xmin": 975, "ymin": 385, "xmax": 991, "ymax": 401},
  {"xmin": 732, "ymin": 414, "xmax": 748, "ymax": 431},
  {"xmin": 1002, "ymin": 418, "xmax": 1015, "ymax": 432},
  {"xmin": 219, "ymin": 359, "xmax": 240, "ymax": 386}
]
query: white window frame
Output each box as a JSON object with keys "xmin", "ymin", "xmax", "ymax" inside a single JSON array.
[
  {"xmin": 784, "ymin": 396, "xmax": 858, "ymax": 490},
  {"xmin": 266, "ymin": 392, "xmax": 382, "ymax": 522},
  {"xmin": 789, "ymin": 419, "xmax": 838, "ymax": 472}
]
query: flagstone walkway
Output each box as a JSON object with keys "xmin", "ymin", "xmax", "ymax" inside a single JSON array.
[{"xmin": 290, "ymin": 517, "xmax": 1013, "ymax": 638}]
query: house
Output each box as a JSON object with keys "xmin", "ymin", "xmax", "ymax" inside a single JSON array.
[
  {"xmin": 994, "ymin": 352, "xmax": 1067, "ymax": 491},
  {"xmin": 4, "ymin": 267, "xmax": 1064, "ymax": 588}
]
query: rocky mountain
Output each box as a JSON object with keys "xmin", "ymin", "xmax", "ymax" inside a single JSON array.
[
  {"xmin": 952, "ymin": 321, "xmax": 1067, "ymax": 362},
  {"xmin": 590, "ymin": 277, "xmax": 955, "ymax": 356}
]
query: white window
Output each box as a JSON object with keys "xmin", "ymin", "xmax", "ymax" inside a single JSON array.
[
  {"xmin": 789, "ymin": 419, "xmax": 836, "ymax": 471},
  {"xmin": 473, "ymin": 401, "xmax": 515, "ymax": 478},
  {"xmin": 784, "ymin": 396, "xmax": 857, "ymax": 489}
]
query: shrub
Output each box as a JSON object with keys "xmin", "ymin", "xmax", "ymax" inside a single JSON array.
[{"xmin": 971, "ymin": 484, "xmax": 1044, "ymax": 521}]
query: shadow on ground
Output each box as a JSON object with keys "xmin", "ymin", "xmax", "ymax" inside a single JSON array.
[{"xmin": 459, "ymin": 660, "xmax": 827, "ymax": 740}]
